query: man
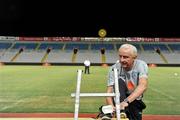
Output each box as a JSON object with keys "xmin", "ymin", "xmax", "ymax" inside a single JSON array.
[
  {"xmin": 84, "ymin": 59, "xmax": 91, "ymax": 74},
  {"xmin": 104, "ymin": 43, "xmax": 148, "ymax": 120}
]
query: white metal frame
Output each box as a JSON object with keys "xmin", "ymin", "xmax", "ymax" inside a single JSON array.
[{"xmin": 71, "ymin": 68, "xmax": 121, "ymax": 120}]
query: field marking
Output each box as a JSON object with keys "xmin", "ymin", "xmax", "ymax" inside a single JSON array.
[
  {"xmin": 145, "ymin": 100, "xmax": 175, "ymax": 103},
  {"xmin": 0, "ymin": 96, "xmax": 48, "ymax": 111},
  {"xmin": 0, "ymin": 96, "xmax": 64, "ymax": 111},
  {"xmin": 149, "ymin": 87, "xmax": 176, "ymax": 100},
  {"xmin": 0, "ymin": 98, "xmax": 26, "ymax": 111}
]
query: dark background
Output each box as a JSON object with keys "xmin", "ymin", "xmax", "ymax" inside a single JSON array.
[{"xmin": 0, "ymin": 0, "xmax": 179, "ymax": 37}]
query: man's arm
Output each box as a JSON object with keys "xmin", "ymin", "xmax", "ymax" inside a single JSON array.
[
  {"xmin": 106, "ymin": 86, "xmax": 114, "ymax": 105},
  {"xmin": 127, "ymin": 77, "xmax": 148, "ymax": 102},
  {"xmin": 106, "ymin": 86, "xmax": 116, "ymax": 110},
  {"xmin": 120, "ymin": 77, "xmax": 148, "ymax": 108}
]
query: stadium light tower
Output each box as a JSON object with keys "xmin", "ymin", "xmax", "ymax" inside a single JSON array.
[{"xmin": 98, "ymin": 28, "xmax": 107, "ymax": 41}]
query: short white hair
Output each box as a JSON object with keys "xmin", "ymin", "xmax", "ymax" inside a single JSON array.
[{"xmin": 119, "ymin": 44, "xmax": 138, "ymax": 57}]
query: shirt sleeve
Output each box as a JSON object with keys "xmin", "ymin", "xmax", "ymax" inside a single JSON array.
[
  {"xmin": 107, "ymin": 66, "xmax": 115, "ymax": 86},
  {"xmin": 138, "ymin": 61, "xmax": 148, "ymax": 79}
]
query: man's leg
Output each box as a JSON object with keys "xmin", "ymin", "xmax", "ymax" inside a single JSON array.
[
  {"xmin": 87, "ymin": 66, "xmax": 90, "ymax": 74},
  {"xmin": 101, "ymin": 78, "xmax": 128, "ymax": 120},
  {"xmin": 118, "ymin": 78, "xmax": 128, "ymax": 102},
  {"xmin": 113, "ymin": 78, "xmax": 144, "ymax": 120},
  {"xmin": 117, "ymin": 78, "xmax": 143, "ymax": 120},
  {"xmin": 84, "ymin": 66, "xmax": 87, "ymax": 74},
  {"xmin": 126, "ymin": 100, "xmax": 143, "ymax": 120},
  {"xmin": 109, "ymin": 78, "xmax": 128, "ymax": 119}
]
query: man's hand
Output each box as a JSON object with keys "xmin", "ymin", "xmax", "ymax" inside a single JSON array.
[
  {"xmin": 112, "ymin": 106, "xmax": 116, "ymax": 112},
  {"xmin": 120, "ymin": 101, "xmax": 129, "ymax": 110}
]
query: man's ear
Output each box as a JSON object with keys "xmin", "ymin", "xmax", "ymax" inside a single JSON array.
[{"xmin": 133, "ymin": 55, "xmax": 137, "ymax": 59}]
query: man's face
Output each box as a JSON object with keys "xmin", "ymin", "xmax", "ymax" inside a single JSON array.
[{"xmin": 119, "ymin": 48, "xmax": 135, "ymax": 70}]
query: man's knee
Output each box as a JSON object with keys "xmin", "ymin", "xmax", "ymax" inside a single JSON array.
[{"xmin": 126, "ymin": 100, "xmax": 144, "ymax": 120}]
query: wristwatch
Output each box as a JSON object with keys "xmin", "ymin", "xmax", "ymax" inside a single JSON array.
[{"xmin": 123, "ymin": 98, "xmax": 130, "ymax": 105}]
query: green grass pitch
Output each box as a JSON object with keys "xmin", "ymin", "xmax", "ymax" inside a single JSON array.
[{"xmin": 0, "ymin": 65, "xmax": 180, "ymax": 115}]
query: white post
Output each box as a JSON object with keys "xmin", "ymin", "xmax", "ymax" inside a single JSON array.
[
  {"xmin": 72, "ymin": 69, "xmax": 122, "ymax": 120},
  {"xmin": 113, "ymin": 68, "xmax": 121, "ymax": 120},
  {"xmin": 71, "ymin": 93, "xmax": 115, "ymax": 97},
  {"xmin": 74, "ymin": 69, "xmax": 83, "ymax": 120}
]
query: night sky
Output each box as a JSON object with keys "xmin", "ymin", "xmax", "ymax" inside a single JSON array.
[{"xmin": 0, "ymin": 1, "xmax": 179, "ymax": 37}]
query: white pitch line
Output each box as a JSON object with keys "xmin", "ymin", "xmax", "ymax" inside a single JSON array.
[
  {"xmin": 149, "ymin": 87, "xmax": 176, "ymax": 100},
  {"xmin": 71, "ymin": 93, "xmax": 115, "ymax": 97},
  {"xmin": 0, "ymin": 98, "xmax": 26, "ymax": 111}
]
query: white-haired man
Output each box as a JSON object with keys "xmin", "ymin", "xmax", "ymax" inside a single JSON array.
[{"xmin": 104, "ymin": 43, "xmax": 148, "ymax": 120}]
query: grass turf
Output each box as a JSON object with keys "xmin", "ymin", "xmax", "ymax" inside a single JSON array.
[{"xmin": 0, "ymin": 65, "xmax": 180, "ymax": 115}]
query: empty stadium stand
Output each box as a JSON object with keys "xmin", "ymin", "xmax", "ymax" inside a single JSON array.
[
  {"xmin": 12, "ymin": 43, "xmax": 38, "ymax": 50},
  {"xmin": 142, "ymin": 43, "xmax": 169, "ymax": 52},
  {"xmin": 38, "ymin": 43, "xmax": 64, "ymax": 50},
  {"xmin": 91, "ymin": 43, "xmax": 114, "ymax": 50},
  {"xmin": 0, "ymin": 42, "xmax": 12, "ymax": 49},
  {"xmin": 0, "ymin": 40, "xmax": 180, "ymax": 64},
  {"xmin": 65, "ymin": 43, "xmax": 89, "ymax": 50},
  {"xmin": 167, "ymin": 44, "xmax": 180, "ymax": 52}
]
